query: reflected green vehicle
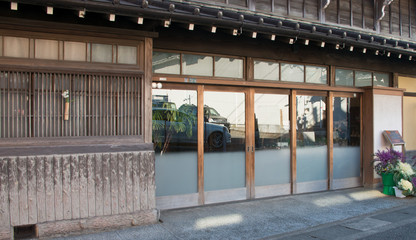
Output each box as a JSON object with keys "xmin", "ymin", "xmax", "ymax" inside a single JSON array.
[{"xmin": 152, "ymin": 108, "xmax": 231, "ymax": 151}]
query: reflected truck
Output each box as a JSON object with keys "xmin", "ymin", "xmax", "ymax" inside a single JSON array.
[{"xmin": 178, "ymin": 104, "xmax": 231, "ymax": 131}]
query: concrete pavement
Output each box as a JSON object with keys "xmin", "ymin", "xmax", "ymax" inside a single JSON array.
[{"xmin": 55, "ymin": 188, "xmax": 416, "ymax": 240}]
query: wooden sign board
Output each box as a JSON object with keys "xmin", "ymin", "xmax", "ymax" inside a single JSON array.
[{"xmin": 383, "ymin": 130, "xmax": 405, "ymax": 146}]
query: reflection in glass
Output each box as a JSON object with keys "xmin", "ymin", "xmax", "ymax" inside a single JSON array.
[
  {"xmin": 254, "ymin": 94, "xmax": 290, "ymax": 186},
  {"xmin": 306, "ymin": 66, "xmax": 327, "ymax": 84},
  {"xmin": 254, "ymin": 61, "xmax": 279, "ymax": 81},
  {"xmin": 335, "ymin": 69, "xmax": 354, "ymax": 86},
  {"xmin": 204, "ymin": 92, "xmax": 245, "ymax": 191},
  {"xmin": 117, "ymin": 45, "xmax": 137, "ymax": 64},
  {"xmin": 296, "ymin": 95, "xmax": 327, "ymax": 183},
  {"xmin": 214, "ymin": 57, "xmax": 243, "ymax": 78},
  {"xmin": 281, "ymin": 63, "xmax": 304, "ymax": 82},
  {"xmin": 333, "ymin": 97, "xmax": 361, "ymax": 180},
  {"xmin": 182, "ymin": 54, "xmax": 213, "ymax": 76},
  {"xmin": 355, "ymin": 71, "xmax": 372, "ymax": 87},
  {"xmin": 152, "ymin": 52, "xmax": 180, "ymax": 74},
  {"xmin": 373, "ymin": 73, "xmax": 389, "ymax": 87},
  {"xmin": 153, "ymin": 89, "xmax": 198, "ymax": 196}
]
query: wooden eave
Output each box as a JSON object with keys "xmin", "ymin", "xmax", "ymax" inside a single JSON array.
[{"xmin": 2, "ymin": 0, "xmax": 416, "ymax": 60}]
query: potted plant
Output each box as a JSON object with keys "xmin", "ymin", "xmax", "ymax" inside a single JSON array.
[
  {"xmin": 392, "ymin": 161, "xmax": 416, "ymax": 197},
  {"xmin": 373, "ymin": 148, "xmax": 405, "ymax": 196}
]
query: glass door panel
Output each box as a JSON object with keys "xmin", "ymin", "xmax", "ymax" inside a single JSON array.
[
  {"xmin": 254, "ymin": 93, "xmax": 290, "ymax": 198},
  {"xmin": 333, "ymin": 96, "xmax": 361, "ymax": 189},
  {"xmin": 204, "ymin": 91, "xmax": 246, "ymax": 203},
  {"xmin": 153, "ymin": 89, "xmax": 198, "ymax": 208},
  {"xmin": 296, "ymin": 95, "xmax": 328, "ymax": 193}
]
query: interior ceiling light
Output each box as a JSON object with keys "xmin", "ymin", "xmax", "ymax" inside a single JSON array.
[
  {"xmin": 387, "ymin": 52, "xmax": 391, "ymax": 57},
  {"xmin": 321, "ymin": 42, "xmax": 325, "ymax": 48},
  {"xmin": 409, "ymin": 56, "xmax": 412, "ymax": 60},
  {"xmin": 349, "ymin": 46, "xmax": 354, "ymax": 51},
  {"xmin": 271, "ymin": 34, "xmax": 276, "ymax": 41},
  {"xmin": 335, "ymin": 44, "xmax": 340, "ymax": 50},
  {"xmin": 375, "ymin": 50, "xmax": 379, "ymax": 55},
  {"xmin": 252, "ymin": 32, "xmax": 257, "ymax": 38},
  {"xmin": 211, "ymin": 26, "xmax": 216, "ymax": 33},
  {"xmin": 398, "ymin": 54, "xmax": 402, "ymax": 58},
  {"xmin": 233, "ymin": 29, "xmax": 238, "ymax": 36},
  {"xmin": 289, "ymin": 38, "xmax": 294, "ymax": 44},
  {"xmin": 304, "ymin": 39, "xmax": 309, "ymax": 45},
  {"xmin": 362, "ymin": 48, "xmax": 367, "ymax": 53}
]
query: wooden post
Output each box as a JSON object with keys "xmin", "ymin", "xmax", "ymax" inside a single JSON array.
[
  {"xmin": 197, "ymin": 85, "xmax": 205, "ymax": 205},
  {"xmin": 328, "ymin": 92, "xmax": 334, "ymax": 190},
  {"xmin": 290, "ymin": 90, "xmax": 297, "ymax": 194}
]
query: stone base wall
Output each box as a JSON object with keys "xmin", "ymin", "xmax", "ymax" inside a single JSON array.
[{"xmin": 0, "ymin": 151, "xmax": 156, "ymax": 239}]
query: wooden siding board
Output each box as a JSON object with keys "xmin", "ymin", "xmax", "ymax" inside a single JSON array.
[
  {"xmin": 9, "ymin": 157, "xmax": 19, "ymax": 226},
  {"xmin": 391, "ymin": 1, "xmax": 401, "ymax": 34},
  {"xmin": 28, "ymin": 157, "xmax": 38, "ymax": 223},
  {"xmin": 363, "ymin": 0, "xmax": 374, "ymax": 30},
  {"xmin": 0, "ymin": 159, "xmax": 10, "ymax": 230},
  {"xmin": 352, "ymin": 0, "xmax": 363, "ymax": 28},
  {"xmin": 139, "ymin": 152, "xmax": 148, "ymax": 210},
  {"xmin": 118, "ymin": 153, "xmax": 127, "ymax": 214},
  {"xmin": 53, "ymin": 156, "xmax": 63, "ymax": 221},
  {"xmin": 325, "ymin": 0, "xmax": 339, "ymax": 24},
  {"xmin": 70, "ymin": 155, "xmax": 80, "ymax": 219},
  {"xmin": 62, "ymin": 155, "xmax": 72, "ymax": 220},
  {"xmin": 45, "ymin": 156, "xmax": 55, "ymax": 222},
  {"xmin": 110, "ymin": 153, "xmax": 119, "ymax": 215},
  {"xmin": 132, "ymin": 152, "xmax": 141, "ymax": 211},
  {"xmin": 36, "ymin": 156, "xmax": 47, "ymax": 223},
  {"xmin": 256, "ymin": 0, "xmax": 272, "ymax": 12},
  {"xmin": 125, "ymin": 153, "xmax": 134, "ymax": 213},
  {"xmin": 87, "ymin": 154, "xmax": 96, "ymax": 217},
  {"xmin": 101, "ymin": 153, "xmax": 110, "ymax": 216},
  {"xmin": 147, "ymin": 152, "xmax": 156, "ymax": 209},
  {"xmin": 18, "ymin": 156, "xmax": 29, "ymax": 225},
  {"xmin": 304, "ymin": 0, "xmax": 318, "ymax": 20},
  {"xmin": 401, "ymin": 0, "xmax": 410, "ymax": 37},
  {"xmin": 274, "ymin": 0, "xmax": 288, "ymax": 16},
  {"xmin": 339, "ymin": 0, "xmax": 351, "ymax": 25},
  {"xmin": 79, "ymin": 155, "xmax": 88, "ymax": 218},
  {"xmin": 290, "ymin": 0, "xmax": 304, "ymax": 18}
]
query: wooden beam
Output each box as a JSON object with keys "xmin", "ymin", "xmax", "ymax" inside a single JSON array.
[
  {"xmin": 197, "ymin": 85, "xmax": 204, "ymax": 205},
  {"xmin": 290, "ymin": 90, "xmax": 297, "ymax": 194},
  {"xmin": 327, "ymin": 92, "xmax": 334, "ymax": 190}
]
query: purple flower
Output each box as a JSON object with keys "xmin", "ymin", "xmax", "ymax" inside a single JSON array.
[{"xmin": 373, "ymin": 148, "xmax": 405, "ymax": 174}]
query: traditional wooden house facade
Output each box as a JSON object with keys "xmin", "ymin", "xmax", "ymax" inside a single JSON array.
[{"xmin": 0, "ymin": 0, "xmax": 415, "ymax": 239}]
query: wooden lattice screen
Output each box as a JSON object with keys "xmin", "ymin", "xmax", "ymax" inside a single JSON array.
[{"xmin": 0, "ymin": 71, "xmax": 141, "ymax": 138}]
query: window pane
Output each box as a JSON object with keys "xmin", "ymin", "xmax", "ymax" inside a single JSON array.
[
  {"xmin": 91, "ymin": 43, "xmax": 112, "ymax": 63},
  {"xmin": 333, "ymin": 97, "xmax": 361, "ymax": 184},
  {"xmin": 152, "ymin": 52, "xmax": 180, "ymax": 74},
  {"xmin": 355, "ymin": 71, "xmax": 372, "ymax": 87},
  {"xmin": 64, "ymin": 41, "xmax": 87, "ymax": 61},
  {"xmin": 306, "ymin": 66, "xmax": 327, "ymax": 84},
  {"xmin": 35, "ymin": 39, "xmax": 59, "ymax": 60},
  {"xmin": 254, "ymin": 61, "xmax": 279, "ymax": 81},
  {"xmin": 296, "ymin": 95, "xmax": 328, "ymax": 192},
  {"xmin": 153, "ymin": 89, "xmax": 198, "ymax": 197},
  {"xmin": 214, "ymin": 57, "xmax": 243, "ymax": 78},
  {"xmin": 255, "ymin": 94, "xmax": 290, "ymax": 190},
  {"xmin": 335, "ymin": 69, "xmax": 354, "ymax": 86},
  {"xmin": 182, "ymin": 54, "xmax": 213, "ymax": 76},
  {"xmin": 204, "ymin": 92, "xmax": 245, "ymax": 192},
  {"xmin": 117, "ymin": 45, "xmax": 137, "ymax": 64},
  {"xmin": 281, "ymin": 63, "xmax": 304, "ymax": 82},
  {"xmin": 373, "ymin": 72, "xmax": 389, "ymax": 87},
  {"xmin": 3, "ymin": 36, "xmax": 29, "ymax": 58}
]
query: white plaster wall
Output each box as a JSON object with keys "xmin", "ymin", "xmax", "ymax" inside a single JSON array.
[{"xmin": 373, "ymin": 94, "xmax": 403, "ymax": 152}]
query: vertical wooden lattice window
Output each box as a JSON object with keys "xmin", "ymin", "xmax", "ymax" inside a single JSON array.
[{"xmin": 0, "ymin": 70, "xmax": 141, "ymax": 138}]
